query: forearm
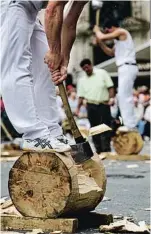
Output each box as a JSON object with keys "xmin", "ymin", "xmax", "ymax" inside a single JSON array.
[
  {"xmin": 77, "ymin": 97, "xmax": 84, "ymax": 110},
  {"xmin": 61, "ymin": 1, "xmax": 87, "ymax": 66},
  {"xmin": 108, "ymin": 87, "xmax": 115, "ymax": 98},
  {"xmin": 45, "ymin": 2, "xmax": 66, "ymax": 54},
  {"xmin": 98, "ymin": 41, "xmax": 114, "ymax": 57}
]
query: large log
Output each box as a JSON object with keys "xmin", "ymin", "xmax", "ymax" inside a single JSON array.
[
  {"xmin": 8, "ymin": 151, "xmax": 106, "ymax": 218},
  {"xmin": 113, "ymin": 131, "xmax": 144, "ymax": 155}
]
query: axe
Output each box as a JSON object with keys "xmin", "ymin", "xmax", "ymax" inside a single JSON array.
[
  {"xmin": 92, "ymin": 0, "xmax": 103, "ymax": 26},
  {"xmin": 58, "ymin": 83, "xmax": 111, "ymax": 163}
]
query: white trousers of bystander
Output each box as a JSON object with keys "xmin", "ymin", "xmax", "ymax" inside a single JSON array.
[
  {"xmin": 1, "ymin": 1, "xmax": 62, "ymax": 139},
  {"xmin": 118, "ymin": 65, "xmax": 138, "ymax": 129}
]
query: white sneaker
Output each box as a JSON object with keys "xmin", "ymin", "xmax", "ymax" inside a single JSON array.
[
  {"xmin": 118, "ymin": 126, "xmax": 138, "ymax": 133},
  {"xmin": 56, "ymin": 134, "xmax": 74, "ymax": 145},
  {"xmin": 21, "ymin": 136, "xmax": 71, "ymax": 153},
  {"xmin": 50, "ymin": 135, "xmax": 71, "ymax": 152}
]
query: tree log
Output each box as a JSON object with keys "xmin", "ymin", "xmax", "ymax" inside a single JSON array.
[
  {"xmin": 113, "ymin": 131, "xmax": 144, "ymax": 155},
  {"xmin": 8, "ymin": 152, "xmax": 106, "ymax": 218}
]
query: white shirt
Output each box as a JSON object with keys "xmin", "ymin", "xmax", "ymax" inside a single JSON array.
[
  {"xmin": 68, "ymin": 98, "xmax": 78, "ymax": 113},
  {"xmin": 56, "ymin": 96, "xmax": 66, "ymax": 122},
  {"xmin": 134, "ymin": 103, "xmax": 144, "ymax": 123},
  {"xmin": 114, "ymin": 31, "xmax": 136, "ymax": 66},
  {"xmin": 144, "ymin": 105, "xmax": 151, "ymax": 122}
]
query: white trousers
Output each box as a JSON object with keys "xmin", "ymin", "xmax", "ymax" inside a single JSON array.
[
  {"xmin": 1, "ymin": 1, "xmax": 62, "ymax": 139},
  {"xmin": 118, "ymin": 65, "xmax": 138, "ymax": 128}
]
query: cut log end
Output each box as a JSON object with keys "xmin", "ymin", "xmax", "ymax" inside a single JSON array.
[
  {"xmin": 9, "ymin": 151, "xmax": 106, "ymax": 218},
  {"xmin": 113, "ymin": 131, "xmax": 144, "ymax": 155}
]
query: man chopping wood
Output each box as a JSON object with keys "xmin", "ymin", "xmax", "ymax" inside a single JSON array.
[
  {"xmin": 1, "ymin": 0, "xmax": 87, "ymax": 152},
  {"xmin": 93, "ymin": 18, "xmax": 138, "ymax": 133}
]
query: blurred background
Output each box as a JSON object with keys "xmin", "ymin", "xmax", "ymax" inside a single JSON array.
[{"xmin": 1, "ymin": 0, "xmax": 150, "ymax": 144}]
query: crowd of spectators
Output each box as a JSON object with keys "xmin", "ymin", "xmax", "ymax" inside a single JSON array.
[
  {"xmin": 56, "ymin": 78, "xmax": 150, "ymax": 141},
  {"xmin": 1, "ymin": 76, "xmax": 150, "ymax": 141}
]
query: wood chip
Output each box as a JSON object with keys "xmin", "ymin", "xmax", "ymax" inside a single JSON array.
[
  {"xmin": 144, "ymin": 208, "xmax": 151, "ymax": 211},
  {"xmin": 50, "ymin": 231, "xmax": 62, "ymax": 234},
  {"xmin": 26, "ymin": 229, "xmax": 44, "ymax": 234},
  {"xmin": 100, "ymin": 220, "xmax": 150, "ymax": 233},
  {"xmin": 1, "ymin": 199, "xmax": 13, "ymax": 209},
  {"xmin": 102, "ymin": 196, "xmax": 111, "ymax": 202},
  {"xmin": 89, "ymin": 124, "xmax": 112, "ymax": 136},
  {"xmin": 0, "ymin": 197, "xmax": 8, "ymax": 205},
  {"xmin": 126, "ymin": 164, "xmax": 139, "ymax": 168}
]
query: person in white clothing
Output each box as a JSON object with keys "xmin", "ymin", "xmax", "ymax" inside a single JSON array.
[
  {"xmin": 1, "ymin": 0, "xmax": 87, "ymax": 152},
  {"xmin": 93, "ymin": 19, "xmax": 138, "ymax": 132}
]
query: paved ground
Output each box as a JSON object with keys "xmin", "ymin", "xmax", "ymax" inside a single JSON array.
[{"xmin": 1, "ymin": 142, "xmax": 150, "ymax": 234}]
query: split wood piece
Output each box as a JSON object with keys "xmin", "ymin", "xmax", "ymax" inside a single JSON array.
[
  {"xmin": 99, "ymin": 220, "xmax": 150, "ymax": 233},
  {"xmin": 1, "ymin": 199, "xmax": 13, "ymax": 209},
  {"xmin": 9, "ymin": 151, "xmax": 106, "ymax": 218},
  {"xmin": 89, "ymin": 124, "xmax": 112, "ymax": 137},
  {"xmin": 1, "ymin": 203, "xmax": 113, "ymax": 231},
  {"xmin": 1, "ymin": 150, "xmax": 22, "ymax": 158},
  {"xmin": 0, "ymin": 204, "xmax": 21, "ymax": 216},
  {"xmin": 78, "ymin": 127, "xmax": 89, "ymax": 139},
  {"xmin": 2, "ymin": 143, "xmax": 21, "ymax": 151},
  {"xmin": 99, "ymin": 153, "xmax": 150, "ymax": 161},
  {"xmin": 1, "ymin": 215, "xmax": 78, "ymax": 233},
  {"xmin": 0, "ymin": 157, "xmax": 19, "ymax": 162},
  {"xmin": 113, "ymin": 131, "xmax": 144, "ymax": 155},
  {"xmin": 79, "ymin": 124, "xmax": 112, "ymax": 139}
]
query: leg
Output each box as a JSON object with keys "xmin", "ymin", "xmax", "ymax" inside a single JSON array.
[
  {"xmin": 31, "ymin": 20, "xmax": 62, "ymax": 137},
  {"xmin": 137, "ymin": 120, "xmax": 145, "ymax": 136},
  {"xmin": 118, "ymin": 65, "xmax": 138, "ymax": 129},
  {"xmin": 87, "ymin": 104, "xmax": 102, "ymax": 153},
  {"xmin": 99, "ymin": 104, "xmax": 112, "ymax": 152},
  {"xmin": 1, "ymin": 2, "xmax": 50, "ymax": 139}
]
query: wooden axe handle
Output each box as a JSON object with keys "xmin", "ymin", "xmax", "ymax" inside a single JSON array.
[
  {"xmin": 96, "ymin": 9, "xmax": 100, "ymax": 26},
  {"xmin": 1, "ymin": 119, "xmax": 13, "ymax": 141},
  {"xmin": 58, "ymin": 83, "xmax": 84, "ymax": 143}
]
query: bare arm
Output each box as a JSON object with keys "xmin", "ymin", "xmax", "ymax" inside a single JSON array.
[
  {"xmin": 76, "ymin": 97, "xmax": 84, "ymax": 115},
  {"xmin": 93, "ymin": 26, "xmax": 125, "ymax": 41},
  {"xmin": 98, "ymin": 40, "xmax": 115, "ymax": 57},
  {"xmin": 44, "ymin": 1, "xmax": 67, "ymax": 70},
  {"xmin": 95, "ymin": 30, "xmax": 121, "ymax": 41},
  {"xmin": 61, "ymin": 1, "xmax": 88, "ymax": 67},
  {"xmin": 108, "ymin": 87, "xmax": 115, "ymax": 98}
]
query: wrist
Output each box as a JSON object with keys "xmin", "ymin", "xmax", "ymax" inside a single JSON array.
[
  {"xmin": 49, "ymin": 43, "xmax": 61, "ymax": 54},
  {"xmin": 62, "ymin": 56, "xmax": 70, "ymax": 67}
]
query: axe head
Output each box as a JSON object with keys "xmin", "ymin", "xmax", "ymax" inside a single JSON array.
[
  {"xmin": 70, "ymin": 141, "xmax": 93, "ymax": 164},
  {"xmin": 92, "ymin": 0, "xmax": 103, "ymax": 10}
]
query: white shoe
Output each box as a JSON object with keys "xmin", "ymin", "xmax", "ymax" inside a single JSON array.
[
  {"xmin": 56, "ymin": 134, "xmax": 74, "ymax": 145},
  {"xmin": 21, "ymin": 136, "xmax": 71, "ymax": 153},
  {"xmin": 50, "ymin": 135, "xmax": 71, "ymax": 152},
  {"xmin": 118, "ymin": 126, "xmax": 138, "ymax": 133}
]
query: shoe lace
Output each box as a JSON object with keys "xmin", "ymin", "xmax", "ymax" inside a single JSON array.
[
  {"xmin": 34, "ymin": 138, "xmax": 52, "ymax": 149},
  {"xmin": 56, "ymin": 135, "xmax": 68, "ymax": 144}
]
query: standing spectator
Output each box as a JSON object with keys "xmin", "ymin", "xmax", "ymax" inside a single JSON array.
[
  {"xmin": 93, "ymin": 19, "xmax": 138, "ymax": 132},
  {"xmin": 143, "ymin": 102, "xmax": 150, "ymax": 139},
  {"xmin": 77, "ymin": 99, "xmax": 90, "ymax": 130},
  {"xmin": 77, "ymin": 59, "xmax": 114, "ymax": 153},
  {"xmin": 56, "ymin": 88, "xmax": 66, "ymax": 125},
  {"xmin": 68, "ymin": 89, "xmax": 78, "ymax": 115},
  {"xmin": 138, "ymin": 86, "xmax": 150, "ymax": 107},
  {"xmin": 65, "ymin": 74, "xmax": 76, "ymax": 91},
  {"xmin": 133, "ymin": 97, "xmax": 145, "ymax": 136}
]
